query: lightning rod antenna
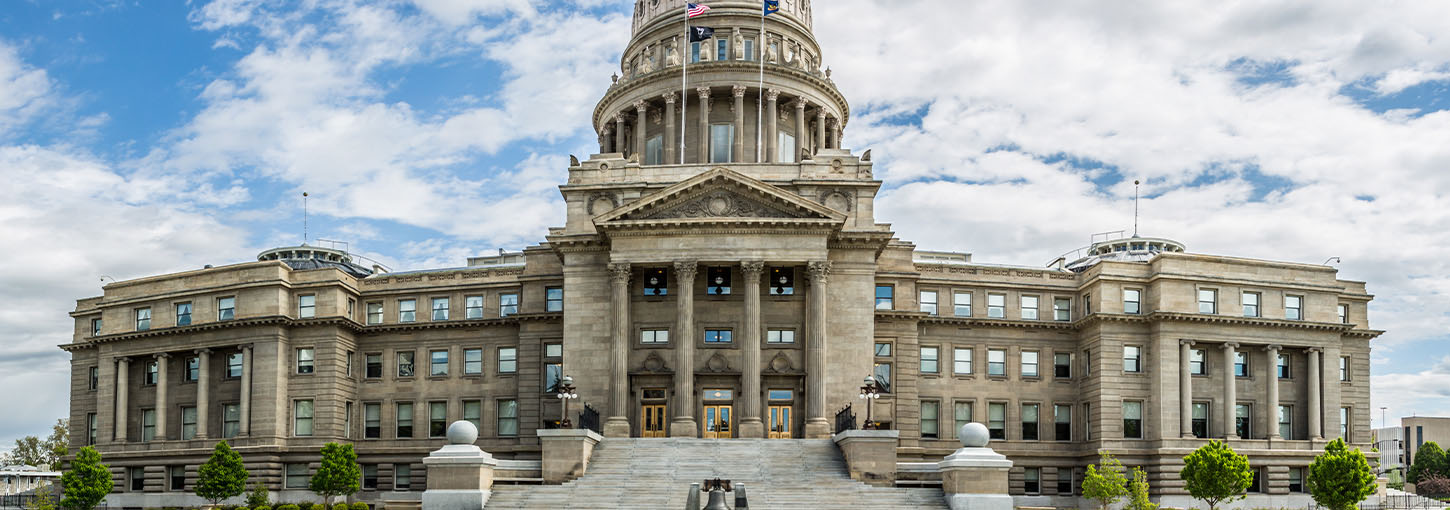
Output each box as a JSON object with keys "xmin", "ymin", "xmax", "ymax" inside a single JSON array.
[
  {"xmin": 303, "ymin": 191, "xmax": 310, "ymax": 245},
  {"xmin": 1133, "ymin": 180, "xmax": 1140, "ymax": 237}
]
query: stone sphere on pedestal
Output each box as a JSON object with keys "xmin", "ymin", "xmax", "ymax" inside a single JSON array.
[
  {"xmin": 959, "ymin": 422, "xmax": 990, "ymax": 448},
  {"xmin": 446, "ymin": 420, "xmax": 479, "ymax": 445}
]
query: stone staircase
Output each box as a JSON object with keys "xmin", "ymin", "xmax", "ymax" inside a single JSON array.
[{"xmin": 486, "ymin": 438, "xmax": 948, "ymax": 509}]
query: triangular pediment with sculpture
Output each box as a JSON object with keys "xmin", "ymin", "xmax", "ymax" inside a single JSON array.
[{"xmin": 594, "ymin": 168, "xmax": 847, "ymax": 227}]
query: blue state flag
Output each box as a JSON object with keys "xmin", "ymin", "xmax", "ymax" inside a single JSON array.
[{"xmin": 764, "ymin": 0, "xmax": 779, "ymax": 15}]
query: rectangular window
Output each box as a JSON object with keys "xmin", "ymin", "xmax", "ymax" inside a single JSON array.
[
  {"xmin": 465, "ymin": 296, "xmax": 484, "ymax": 319},
  {"xmin": 1025, "ymin": 467, "xmax": 1040, "ymax": 495},
  {"xmin": 1249, "ymin": 469, "xmax": 1262, "ymax": 493},
  {"xmin": 704, "ymin": 329, "xmax": 734, "ymax": 344},
  {"xmin": 1286, "ymin": 295, "xmax": 1303, "ymax": 320},
  {"xmin": 954, "ymin": 348, "xmax": 973, "ymax": 375},
  {"xmin": 546, "ymin": 287, "xmax": 564, "ymax": 312},
  {"xmin": 87, "ymin": 413, "xmax": 97, "ymax": 445},
  {"xmin": 1084, "ymin": 294, "xmax": 1092, "ymax": 315},
  {"xmin": 1021, "ymin": 295, "xmax": 1039, "ymax": 320},
  {"xmin": 1191, "ymin": 349, "xmax": 1206, "ymax": 375},
  {"xmin": 365, "ymin": 403, "xmax": 381, "ymax": 439},
  {"xmin": 988, "ymin": 403, "xmax": 1006, "ymax": 440},
  {"xmin": 988, "ymin": 349, "xmax": 1006, "ymax": 376},
  {"xmin": 544, "ymin": 362, "xmax": 563, "ymax": 393},
  {"xmin": 1198, "ymin": 289, "xmax": 1217, "ymax": 314},
  {"xmin": 129, "ymin": 466, "xmax": 144, "ymax": 491},
  {"xmin": 645, "ymin": 134, "xmax": 664, "ymax": 165},
  {"xmin": 91, "ymin": 318, "xmax": 102, "ymax": 336},
  {"xmin": 142, "ymin": 408, "xmax": 156, "ymax": 441},
  {"xmin": 1278, "ymin": 353, "xmax": 1291, "ymax": 378},
  {"xmin": 176, "ymin": 302, "xmax": 192, "ymax": 326},
  {"xmin": 1058, "ymin": 468, "xmax": 1076, "ymax": 495},
  {"xmin": 1192, "ymin": 402, "xmax": 1209, "ymax": 438},
  {"xmin": 431, "ymin": 297, "xmax": 449, "ymax": 321},
  {"xmin": 1054, "ymin": 297, "xmax": 1071, "ymax": 321},
  {"xmin": 89, "ymin": 366, "xmax": 98, "ymax": 389},
  {"xmin": 285, "ymin": 463, "xmax": 308, "ymax": 489},
  {"xmin": 921, "ymin": 401, "xmax": 939, "ymax": 439},
  {"xmin": 180, "ymin": 406, "xmax": 197, "ymax": 440},
  {"xmin": 145, "ymin": 361, "xmax": 159, "ymax": 385},
  {"xmin": 954, "ymin": 291, "xmax": 972, "ymax": 316},
  {"xmin": 218, "ymin": 296, "xmax": 236, "ymax": 321},
  {"xmin": 1022, "ymin": 351, "xmax": 1039, "ymax": 378},
  {"xmin": 499, "ymin": 293, "xmax": 519, "ymax": 316},
  {"xmin": 184, "ymin": 357, "xmax": 199, "ymax": 382},
  {"xmin": 770, "ymin": 267, "xmax": 794, "ymax": 295},
  {"xmin": 135, "ymin": 307, "xmax": 151, "ymax": 331},
  {"xmin": 1338, "ymin": 303, "xmax": 1349, "ymax": 324},
  {"xmin": 705, "ymin": 267, "xmax": 731, "ymax": 295},
  {"xmin": 920, "ymin": 346, "xmax": 940, "ymax": 374},
  {"xmin": 363, "ymin": 464, "xmax": 378, "ymax": 490},
  {"xmin": 429, "ymin": 402, "xmax": 447, "ymax": 438},
  {"xmin": 1242, "ymin": 292, "xmax": 1260, "ymax": 317},
  {"xmin": 955, "ymin": 401, "xmax": 974, "ymax": 434},
  {"xmin": 498, "ymin": 400, "xmax": 518, "ymax": 436},
  {"xmin": 641, "ymin": 329, "xmax": 670, "ymax": 344},
  {"xmin": 1279, "ymin": 405, "xmax": 1293, "ymax": 440},
  {"xmin": 1123, "ymin": 401, "xmax": 1143, "ymax": 439},
  {"xmin": 297, "ymin": 348, "xmax": 314, "ymax": 374},
  {"xmin": 777, "ymin": 131, "xmax": 797, "ymax": 163},
  {"xmin": 394, "ymin": 464, "xmax": 411, "ymax": 491},
  {"xmin": 766, "ymin": 329, "xmax": 795, "ymax": 344},
  {"xmin": 710, "ymin": 124, "xmax": 734, "ymax": 163},
  {"xmin": 398, "ymin": 299, "xmax": 416, "ymax": 322},
  {"xmin": 768, "ymin": 390, "xmax": 793, "ymax": 401},
  {"xmin": 744, "ymin": 38, "xmax": 755, "ymax": 61},
  {"xmin": 498, "ymin": 347, "xmax": 517, "ymax": 373},
  {"xmin": 298, "ymin": 295, "xmax": 316, "ymax": 318},
  {"xmin": 1234, "ymin": 351, "xmax": 1248, "ymax": 377},
  {"xmin": 1340, "ymin": 356, "xmax": 1350, "ymax": 381},
  {"xmin": 367, "ymin": 302, "xmax": 383, "ymax": 324},
  {"xmin": 345, "ymin": 350, "xmax": 353, "ymax": 377},
  {"xmin": 396, "ymin": 402, "xmax": 414, "ymax": 438},
  {"xmin": 430, "ymin": 350, "xmax": 449, "ymax": 377},
  {"xmin": 875, "ymin": 342, "xmax": 892, "ymax": 357},
  {"xmin": 716, "ymin": 38, "xmax": 728, "ymax": 61},
  {"xmin": 347, "ymin": 298, "xmax": 355, "ymax": 320},
  {"xmin": 1054, "ymin": 353, "xmax": 1071, "ymax": 378},
  {"xmin": 463, "ymin": 400, "xmax": 482, "ymax": 431},
  {"xmin": 1341, "ymin": 407, "xmax": 1350, "ymax": 440},
  {"xmin": 1084, "ymin": 402, "xmax": 1092, "ymax": 440},
  {"xmin": 1022, "ymin": 403, "xmax": 1040, "ymax": 441},
  {"xmin": 366, "ymin": 353, "xmax": 383, "ymax": 378},
  {"xmin": 987, "ymin": 293, "xmax": 1006, "ymax": 318},
  {"xmin": 1123, "ymin": 289, "xmax": 1140, "ymax": 314},
  {"xmin": 546, "ymin": 343, "xmax": 563, "ymax": 358},
  {"xmin": 1054, "ymin": 404, "xmax": 1071, "ymax": 441},
  {"xmin": 873, "ymin": 362, "xmax": 891, "ymax": 393},
  {"xmin": 875, "ymin": 285, "xmax": 894, "ymax": 309},
  {"xmin": 920, "ymin": 290, "xmax": 939, "ymax": 315},
  {"xmin": 397, "ymin": 351, "xmax": 415, "ymax": 377},
  {"xmin": 1124, "ymin": 345, "xmax": 1142, "ymax": 373},
  {"xmin": 223, "ymin": 403, "xmax": 240, "ymax": 438},
  {"xmin": 294, "ymin": 400, "xmax": 314, "ymax": 436},
  {"xmin": 1289, "ymin": 467, "xmax": 1305, "ymax": 493},
  {"xmin": 169, "ymin": 465, "xmax": 185, "ymax": 491},
  {"xmin": 345, "ymin": 401, "xmax": 353, "ymax": 438},
  {"xmin": 1237, "ymin": 404, "xmax": 1252, "ymax": 439},
  {"xmin": 691, "ymin": 41, "xmax": 701, "ymax": 63},
  {"xmin": 464, "ymin": 348, "xmax": 483, "ymax": 375}
]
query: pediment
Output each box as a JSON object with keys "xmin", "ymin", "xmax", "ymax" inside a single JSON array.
[{"xmin": 594, "ymin": 168, "xmax": 847, "ymax": 227}]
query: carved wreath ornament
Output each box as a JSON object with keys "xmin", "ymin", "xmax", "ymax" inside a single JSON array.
[{"xmin": 643, "ymin": 190, "xmax": 793, "ymax": 220}]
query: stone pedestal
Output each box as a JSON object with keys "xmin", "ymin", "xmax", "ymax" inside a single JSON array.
[
  {"xmin": 537, "ymin": 429, "xmax": 603, "ymax": 484},
  {"xmin": 603, "ymin": 418, "xmax": 631, "ymax": 438},
  {"xmin": 939, "ymin": 423, "xmax": 1014, "ymax": 510},
  {"xmin": 833, "ymin": 430, "xmax": 899, "ymax": 486},
  {"xmin": 422, "ymin": 422, "xmax": 496, "ymax": 510}
]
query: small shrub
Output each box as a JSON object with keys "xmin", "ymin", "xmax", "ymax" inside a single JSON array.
[
  {"xmin": 298, "ymin": 502, "xmax": 314, "ymax": 510},
  {"xmin": 277, "ymin": 504, "xmax": 300, "ymax": 510},
  {"xmin": 349, "ymin": 503, "xmax": 369, "ymax": 510},
  {"xmin": 332, "ymin": 504, "xmax": 348, "ymax": 510},
  {"xmin": 245, "ymin": 482, "xmax": 270, "ymax": 508},
  {"xmin": 254, "ymin": 506, "xmax": 272, "ymax": 510},
  {"xmin": 1418, "ymin": 475, "xmax": 1450, "ymax": 498}
]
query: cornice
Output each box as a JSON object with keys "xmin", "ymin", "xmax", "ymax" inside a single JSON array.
[
  {"xmin": 882, "ymin": 310, "xmax": 1380, "ymax": 338},
  {"xmin": 916, "ymin": 315, "xmax": 1078, "ymax": 331},
  {"xmin": 598, "ymin": 220, "xmax": 841, "ymax": 234},
  {"xmin": 594, "ymin": 60, "xmax": 850, "ymax": 129},
  {"xmin": 67, "ymin": 312, "xmax": 565, "ymax": 349}
]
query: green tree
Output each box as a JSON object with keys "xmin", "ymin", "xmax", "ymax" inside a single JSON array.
[
  {"xmin": 195, "ymin": 441, "xmax": 249, "ymax": 506},
  {"xmin": 3, "ymin": 419, "xmax": 70, "ymax": 471},
  {"xmin": 1083, "ymin": 451, "xmax": 1130, "ymax": 510},
  {"xmin": 1180, "ymin": 440, "xmax": 1253, "ymax": 510},
  {"xmin": 1126, "ymin": 467, "xmax": 1158, "ymax": 510},
  {"xmin": 1408, "ymin": 441, "xmax": 1447, "ymax": 485},
  {"xmin": 59, "ymin": 446, "xmax": 112, "ymax": 510},
  {"xmin": 308, "ymin": 443, "xmax": 361, "ymax": 501},
  {"xmin": 1308, "ymin": 438, "xmax": 1378, "ymax": 510},
  {"xmin": 1417, "ymin": 475, "xmax": 1450, "ymax": 498},
  {"xmin": 245, "ymin": 481, "xmax": 270, "ymax": 508}
]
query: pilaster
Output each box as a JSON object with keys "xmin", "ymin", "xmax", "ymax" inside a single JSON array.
[
  {"xmin": 670, "ymin": 260, "xmax": 699, "ymax": 438},
  {"xmin": 738, "ymin": 261, "xmax": 766, "ymax": 438},
  {"xmin": 804, "ymin": 260, "xmax": 832, "ymax": 438},
  {"xmin": 604, "ymin": 263, "xmax": 632, "ymax": 437}
]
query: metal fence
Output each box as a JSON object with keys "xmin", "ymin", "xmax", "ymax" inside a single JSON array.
[{"xmin": 834, "ymin": 403, "xmax": 856, "ymax": 434}]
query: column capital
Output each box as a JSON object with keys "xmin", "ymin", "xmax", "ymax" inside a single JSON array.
[
  {"xmin": 608, "ymin": 263, "xmax": 632, "ymax": 283},
  {"xmin": 732, "ymin": 84, "xmax": 748, "ymax": 98},
  {"xmin": 614, "ymin": 113, "xmax": 626, "ymax": 124},
  {"xmin": 662, "ymin": 92, "xmax": 677, "ymax": 104},
  {"xmin": 673, "ymin": 260, "xmax": 699, "ymax": 280},
  {"xmin": 793, "ymin": 98, "xmax": 809, "ymax": 110},
  {"xmin": 1263, "ymin": 344, "xmax": 1283, "ymax": 352},
  {"xmin": 740, "ymin": 261, "xmax": 766, "ymax": 280},
  {"xmin": 634, "ymin": 100, "xmax": 648, "ymax": 113},
  {"xmin": 1306, "ymin": 347, "xmax": 1323, "ymax": 354},
  {"xmin": 195, "ymin": 348, "xmax": 212, "ymax": 355},
  {"xmin": 1179, "ymin": 339, "xmax": 1195, "ymax": 346},
  {"xmin": 115, "ymin": 356, "xmax": 131, "ymax": 364},
  {"xmin": 766, "ymin": 89, "xmax": 781, "ymax": 101},
  {"xmin": 806, "ymin": 260, "xmax": 832, "ymax": 284},
  {"xmin": 155, "ymin": 353, "xmax": 171, "ymax": 359},
  {"xmin": 696, "ymin": 86, "xmax": 712, "ymax": 99},
  {"xmin": 816, "ymin": 109, "xmax": 827, "ymax": 120},
  {"xmin": 238, "ymin": 344, "xmax": 253, "ymax": 352},
  {"xmin": 1221, "ymin": 342, "xmax": 1240, "ymax": 350}
]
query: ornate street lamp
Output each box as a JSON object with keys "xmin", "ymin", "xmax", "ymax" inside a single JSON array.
[
  {"xmin": 858, "ymin": 375, "xmax": 883, "ymax": 430},
  {"xmin": 555, "ymin": 375, "xmax": 578, "ymax": 428},
  {"xmin": 712, "ymin": 275, "xmax": 726, "ymax": 295},
  {"xmin": 774, "ymin": 275, "xmax": 789, "ymax": 295}
]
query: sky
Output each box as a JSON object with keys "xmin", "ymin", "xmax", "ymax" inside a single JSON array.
[{"xmin": 1, "ymin": 0, "xmax": 1449, "ymax": 452}]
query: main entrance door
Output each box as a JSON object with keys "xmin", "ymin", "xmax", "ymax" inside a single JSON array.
[
  {"xmin": 641, "ymin": 404, "xmax": 667, "ymax": 438},
  {"xmin": 768, "ymin": 405, "xmax": 793, "ymax": 439},
  {"xmin": 703, "ymin": 405, "xmax": 733, "ymax": 439}
]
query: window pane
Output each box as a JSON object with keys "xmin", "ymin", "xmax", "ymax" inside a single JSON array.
[
  {"xmin": 778, "ymin": 132, "xmax": 796, "ymax": 162},
  {"xmin": 711, "ymin": 124, "xmax": 733, "ymax": 163},
  {"xmin": 954, "ymin": 291, "xmax": 972, "ymax": 316}
]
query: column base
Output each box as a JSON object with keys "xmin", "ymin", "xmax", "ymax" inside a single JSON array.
[
  {"xmin": 737, "ymin": 418, "xmax": 765, "ymax": 438},
  {"xmin": 804, "ymin": 418, "xmax": 831, "ymax": 439},
  {"xmin": 603, "ymin": 417, "xmax": 631, "ymax": 438},
  {"xmin": 669, "ymin": 417, "xmax": 699, "ymax": 438}
]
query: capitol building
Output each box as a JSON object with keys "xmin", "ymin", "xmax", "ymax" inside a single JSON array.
[{"xmin": 64, "ymin": 1, "xmax": 1378, "ymax": 508}]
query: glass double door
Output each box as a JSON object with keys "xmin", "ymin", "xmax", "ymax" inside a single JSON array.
[
  {"xmin": 641, "ymin": 404, "xmax": 667, "ymax": 438},
  {"xmin": 768, "ymin": 405, "xmax": 793, "ymax": 439},
  {"xmin": 703, "ymin": 405, "xmax": 733, "ymax": 438}
]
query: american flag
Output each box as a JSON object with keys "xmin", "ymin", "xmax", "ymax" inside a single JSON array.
[{"xmin": 687, "ymin": 3, "xmax": 711, "ymax": 18}]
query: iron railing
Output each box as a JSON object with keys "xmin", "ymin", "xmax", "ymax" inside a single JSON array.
[
  {"xmin": 580, "ymin": 403, "xmax": 602, "ymax": 434},
  {"xmin": 834, "ymin": 403, "xmax": 856, "ymax": 434}
]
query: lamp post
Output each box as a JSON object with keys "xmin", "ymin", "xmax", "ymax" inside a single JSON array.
[
  {"xmin": 556, "ymin": 375, "xmax": 578, "ymax": 428},
  {"xmin": 859, "ymin": 375, "xmax": 883, "ymax": 430}
]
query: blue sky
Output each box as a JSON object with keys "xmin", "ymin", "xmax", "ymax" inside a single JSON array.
[{"xmin": 2, "ymin": 0, "xmax": 1450, "ymax": 451}]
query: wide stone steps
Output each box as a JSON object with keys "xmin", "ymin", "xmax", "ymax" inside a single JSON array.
[{"xmin": 486, "ymin": 438, "xmax": 947, "ymax": 509}]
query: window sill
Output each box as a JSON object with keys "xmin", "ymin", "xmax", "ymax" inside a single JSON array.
[
  {"xmin": 952, "ymin": 374, "xmax": 975, "ymax": 380},
  {"xmin": 1022, "ymin": 376, "xmax": 1042, "ymax": 381},
  {"xmin": 986, "ymin": 376, "xmax": 1009, "ymax": 381},
  {"xmin": 427, "ymin": 376, "xmax": 450, "ymax": 381}
]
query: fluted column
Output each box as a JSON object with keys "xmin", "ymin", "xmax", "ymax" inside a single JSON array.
[
  {"xmin": 1222, "ymin": 342, "xmax": 1239, "ymax": 439},
  {"xmin": 765, "ymin": 90, "xmax": 780, "ymax": 163},
  {"xmin": 697, "ymin": 87, "xmax": 711, "ymax": 163},
  {"xmin": 1308, "ymin": 347, "xmax": 1323, "ymax": 439},
  {"xmin": 196, "ymin": 349, "xmax": 211, "ymax": 439},
  {"xmin": 1180, "ymin": 340, "xmax": 1194, "ymax": 438},
  {"xmin": 732, "ymin": 85, "xmax": 746, "ymax": 163},
  {"xmin": 804, "ymin": 261, "xmax": 832, "ymax": 438},
  {"xmin": 604, "ymin": 263, "xmax": 633, "ymax": 437},
  {"xmin": 1265, "ymin": 345, "xmax": 1281, "ymax": 439},
  {"xmin": 154, "ymin": 353, "xmax": 170, "ymax": 440},
  {"xmin": 239, "ymin": 344, "xmax": 252, "ymax": 436},
  {"xmin": 739, "ymin": 261, "xmax": 766, "ymax": 438},
  {"xmin": 828, "ymin": 118, "xmax": 840, "ymax": 149},
  {"xmin": 663, "ymin": 93, "xmax": 677, "ymax": 164},
  {"xmin": 634, "ymin": 101, "xmax": 648, "ymax": 162},
  {"xmin": 115, "ymin": 357, "xmax": 130, "ymax": 442},
  {"xmin": 670, "ymin": 261, "xmax": 699, "ymax": 438},
  {"xmin": 793, "ymin": 99, "xmax": 807, "ymax": 162},
  {"xmin": 815, "ymin": 109, "xmax": 827, "ymax": 155},
  {"xmin": 614, "ymin": 114, "xmax": 627, "ymax": 156}
]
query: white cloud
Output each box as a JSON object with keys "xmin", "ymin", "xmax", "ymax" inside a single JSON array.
[{"xmin": 0, "ymin": 40, "xmax": 55, "ymax": 137}]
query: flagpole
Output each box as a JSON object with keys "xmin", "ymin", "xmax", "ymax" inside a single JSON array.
[
  {"xmin": 680, "ymin": 5, "xmax": 689, "ymax": 165},
  {"xmin": 756, "ymin": 3, "xmax": 765, "ymax": 163}
]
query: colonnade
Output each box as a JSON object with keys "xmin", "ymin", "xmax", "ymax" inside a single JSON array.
[
  {"xmin": 602, "ymin": 86, "xmax": 843, "ymax": 165},
  {"xmin": 112, "ymin": 345, "xmax": 250, "ymax": 442},
  {"xmin": 1178, "ymin": 341, "xmax": 1324, "ymax": 440}
]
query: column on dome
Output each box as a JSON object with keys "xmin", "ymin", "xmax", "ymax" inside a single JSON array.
[
  {"xmin": 604, "ymin": 263, "xmax": 633, "ymax": 437},
  {"xmin": 765, "ymin": 90, "xmax": 780, "ymax": 163},
  {"xmin": 1180, "ymin": 340, "xmax": 1194, "ymax": 438},
  {"xmin": 196, "ymin": 348, "xmax": 211, "ymax": 439},
  {"xmin": 815, "ymin": 109, "xmax": 826, "ymax": 155},
  {"xmin": 670, "ymin": 261, "xmax": 700, "ymax": 438},
  {"xmin": 1222, "ymin": 343, "xmax": 1239, "ymax": 439},
  {"xmin": 793, "ymin": 100, "xmax": 807, "ymax": 162},
  {"xmin": 738, "ymin": 261, "xmax": 766, "ymax": 438},
  {"xmin": 829, "ymin": 117, "xmax": 841, "ymax": 149},
  {"xmin": 614, "ymin": 114, "xmax": 627, "ymax": 156},
  {"xmin": 804, "ymin": 261, "xmax": 832, "ymax": 438},
  {"xmin": 634, "ymin": 101, "xmax": 648, "ymax": 162},
  {"xmin": 732, "ymin": 85, "xmax": 746, "ymax": 163},
  {"xmin": 663, "ymin": 93, "xmax": 677, "ymax": 165},
  {"xmin": 1308, "ymin": 347, "xmax": 1323, "ymax": 439},
  {"xmin": 1265, "ymin": 345, "xmax": 1281, "ymax": 439},
  {"xmin": 239, "ymin": 344, "xmax": 253, "ymax": 436},
  {"xmin": 155, "ymin": 353, "xmax": 170, "ymax": 440},
  {"xmin": 600, "ymin": 125, "xmax": 612, "ymax": 155},
  {"xmin": 697, "ymin": 87, "xmax": 711, "ymax": 163},
  {"xmin": 115, "ymin": 357, "xmax": 130, "ymax": 442}
]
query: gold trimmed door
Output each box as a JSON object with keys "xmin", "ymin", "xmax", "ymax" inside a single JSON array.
[
  {"xmin": 641, "ymin": 404, "xmax": 667, "ymax": 438},
  {"xmin": 703, "ymin": 405, "xmax": 733, "ymax": 439},
  {"xmin": 768, "ymin": 405, "xmax": 793, "ymax": 439}
]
